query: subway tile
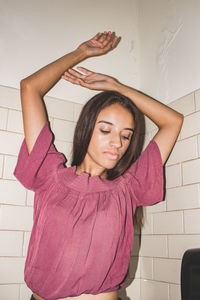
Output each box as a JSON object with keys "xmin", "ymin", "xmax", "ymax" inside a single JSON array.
[
  {"xmin": 0, "ymin": 179, "xmax": 26, "ymax": 205},
  {"xmin": 0, "ymin": 107, "xmax": 8, "ymax": 130},
  {"xmin": 140, "ymin": 257, "xmax": 153, "ymax": 280},
  {"xmin": 182, "ymin": 158, "xmax": 200, "ymax": 185},
  {"xmin": 169, "ymin": 93, "xmax": 195, "ymax": 116},
  {"xmin": 153, "ymin": 211, "xmax": 184, "ymax": 234},
  {"xmin": 126, "ymin": 278, "xmax": 140, "ymax": 300},
  {"xmin": 129, "ymin": 256, "xmax": 140, "ymax": 279},
  {"xmin": 140, "ymin": 279, "xmax": 169, "ymax": 300},
  {"xmin": 166, "ymin": 136, "xmax": 198, "ymax": 165},
  {"xmin": 169, "ymin": 284, "xmax": 181, "ymax": 300},
  {"xmin": 44, "ymin": 96, "xmax": 74, "ymax": 121},
  {"xmin": 27, "ymin": 190, "xmax": 34, "ymax": 206},
  {"xmin": 7, "ymin": 110, "xmax": 23, "ymax": 133},
  {"xmin": 3, "ymin": 155, "xmax": 17, "ymax": 180},
  {"xmin": 184, "ymin": 209, "xmax": 200, "ymax": 233},
  {"xmin": 153, "ymin": 258, "xmax": 181, "ymax": 284},
  {"xmin": 168, "ymin": 234, "xmax": 200, "ymax": 259},
  {"xmin": 0, "ymin": 284, "xmax": 20, "ymax": 300},
  {"xmin": 140, "ymin": 235, "xmax": 168, "ymax": 257},
  {"xmin": 54, "ymin": 139, "xmax": 72, "ymax": 163},
  {"xmin": 73, "ymin": 103, "xmax": 83, "ymax": 122},
  {"xmin": 0, "ymin": 231, "xmax": 23, "ymax": 256},
  {"xmin": 180, "ymin": 111, "xmax": 200, "ymax": 139},
  {"xmin": 23, "ymin": 231, "xmax": 31, "ymax": 257},
  {"xmin": 166, "ymin": 184, "xmax": 200, "ymax": 211},
  {"xmin": 0, "ymin": 130, "xmax": 23, "ymax": 155},
  {"xmin": 0, "ymin": 205, "xmax": 33, "ymax": 230},
  {"xmin": 0, "ymin": 155, "xmax": 3, "ymax": 177},
  {"xmin": 166, "ymin": 164, "xmax": 182, "ymax": 188},
  {"xmin": 146, "ymin": 200, "xmax": 166, "ymax": 213},
  {"xmin": 141, "ymin": 210, "xmax": 153, "ymax": 234},
  {"xmin": 0, "ymin": 257, "xmax": 25, "ymax": 283},
  {"xmin": 0, "ymin": 86, "xmax": 21, "ymax": 110},
  {"xmin": 20, "ymin": 284, "xmax": 32, "ymax": 300},
  {"xmin": 53, "ymin": 119, "xmax": 75, "ymax": 142},
  {"xmin": 195, "ymin": 89, "xmax": 200, "ymax": 111}
]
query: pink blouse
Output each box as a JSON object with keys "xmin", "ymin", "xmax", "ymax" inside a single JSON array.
[{"xmin": 14, "ymin": 122, "xmax": 164, "ymax": 300}]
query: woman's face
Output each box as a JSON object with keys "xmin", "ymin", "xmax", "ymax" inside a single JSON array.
[{"xmin": 83, "ymin": 103, "xmax": 134, "ymax": 176}]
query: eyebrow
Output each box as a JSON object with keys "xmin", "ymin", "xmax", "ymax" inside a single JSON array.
[{"xmin": 97, "ymin": 120, "xmax": 134, "ymax": 132}]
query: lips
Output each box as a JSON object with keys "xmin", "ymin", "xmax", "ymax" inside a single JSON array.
[{"xmin": 104, "ymin": 151, "xmax": 119, "ymax": 160}]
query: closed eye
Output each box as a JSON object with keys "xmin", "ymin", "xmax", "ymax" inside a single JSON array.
[
  {"xmin": 122, "ymin": 136, "xmax": 130, "ymax": 140},
  {"xmin": 100, "ymin": 129, "xmax": 110, "ymax": 134}
]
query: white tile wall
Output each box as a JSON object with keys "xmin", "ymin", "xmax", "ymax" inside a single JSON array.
[
  {"xmin": 182, "ymin": 158, "xmax": 200, "ymax": 184},
  {"xmin": 0, "ymin": 155, "xmax": 3, "ymax": 177},
  {"xmin": 140, "ymin": 88, "xmax": 200, "ymax": 300},
  {"xmin": 0, "ymin": 231, "xmax": 23, "ymax": 256},
  {"xmin": 153, "ymin": 211, "xmax": 184, "ymax": 234},
  {"xmin": 0, "ymin": 179, "xmax": 26, "ymax": 205},
  {"xmin": 7, "ymin": 109, "xmax": 24, "ymax": 133},
  {"xmin": 184, "ymin": 209, "xmax": 200, "ymax": 233},
  {"xmin": 3, "ymin": 155, "xmax": 18, "ymax": 180},
  {"xmin": 140, "ymin": 257, "xmax": 153, "ymax": 280},
  {"xmin": 166, "ymin": 184, "xmax": 200, "ymax": 211},
  {"xmin": 168, "ymin": 234, "xmax": 200, "ymax": 259},
  {"xmin": 44, "ymin": 95, "xmax": 74, "ymax": 121},
  {"xmin": 166, "ymin": 136, "xmax": 198, "ymax": 166},
  {"xmin": 0, "ymin": 205, "xmax": 33, "ymax": 230},
  {"xmin": 181, "ymin": 111, "xmax": 200, "ymax": 139},
  {"xmin": 53, "ymin": 118, "xmax": 75, "ymax": 142},
  {"xmin": 0, "ymin": 107, "xmax": 8, "ymax": 130},
  {"xmin": 140, "ymin": 280, "xmax": 169, "ymax": 300},
  {"xmin": 140, "ymin": 235, "xmax": 168, "ymax": 257},
  {"xmin": 0, "ymin": 130, "xmax": 23, "ymax": 155},
  {"xmin": 169, "ymin": 284, "xmax": 181, "ymax": 300},
  {"xmin": 195, "ymin": 89, "xmax": 200, "ymax": 111},
  {"xmin": 169, "ymin": 92, "xmax": 195, "ymax": 116},
  {"xmin": 0, "ymin": 284, "xmax": 20, "ymax": 300},
  {"xmin": 165, "ymin": 164, "xmax": 182, "ymax": 188},
  {"xmin": 0, "ymin": 257, "xmax": 26, "ymax": 283},
  {"xmin": 19, "ymin": 284, "xmax": 32, "ymax": 300},
  {"xmin": 153, "ymin": 258, "xmax": 181, "ymax": 284}
]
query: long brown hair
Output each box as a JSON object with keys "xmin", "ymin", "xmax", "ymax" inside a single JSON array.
[{"xmin": 71, "ymin": 91, "xmax": 145, "ymax": 227}]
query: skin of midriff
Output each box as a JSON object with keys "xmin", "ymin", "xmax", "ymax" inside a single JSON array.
[{"xmin": 33, "ymin": 290, "xmax": 118, "ymax": 300}]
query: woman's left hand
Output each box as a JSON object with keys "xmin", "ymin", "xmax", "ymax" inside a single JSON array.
[{"xmin": 62, "ymin": 67, "xmax": 120, "ymax": 91}]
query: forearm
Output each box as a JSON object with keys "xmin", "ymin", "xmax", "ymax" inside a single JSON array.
[
  {"xmin": 115, "ymin": 83, "xmax": 183, "ymax": 129},
  {"xmin": 21, "ymin": 49, "xmax": 87, "ymax": 97}
]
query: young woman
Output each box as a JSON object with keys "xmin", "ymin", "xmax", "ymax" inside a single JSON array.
[{"xmin": 14, "ymin": 32, "xmax": 183, "ymax": 300}]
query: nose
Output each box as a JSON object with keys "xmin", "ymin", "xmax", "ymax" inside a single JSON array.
[{"xmin": 110, "ymin": 133, "xmax": 122, "ymax": 148}]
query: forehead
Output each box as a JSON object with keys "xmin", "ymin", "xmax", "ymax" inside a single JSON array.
[{"xmin": 96, "ymin": 103, "xmax": 134, "ymax": 128}]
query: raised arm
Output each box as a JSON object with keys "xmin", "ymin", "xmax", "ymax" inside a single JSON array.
[
  {"xmin": 62, "ymin": 68, "xmax": 183, "ymax": 165},
  {"xmin": 20, "ymin": 31, "xmax": 119, "ymax": 154}
]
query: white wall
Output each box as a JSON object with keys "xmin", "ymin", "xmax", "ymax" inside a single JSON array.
[
  {"xmin": 139, "ymin": 0, "xmax": 200, "ymax": 104},
  {"xmin": 0, "ymin": 0, "xmax": 140, "ymax": 104}
]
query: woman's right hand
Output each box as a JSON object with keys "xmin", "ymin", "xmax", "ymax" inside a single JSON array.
[
  {"xmin": 62, "ymin": 67, "xmax": 121, "ymax": 91},
  {"xmin": 77, "ymin": 31, "xmax": 120, "ymax": 58}
]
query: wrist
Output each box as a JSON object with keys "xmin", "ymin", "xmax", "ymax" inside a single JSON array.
[{"xmin": 72, "ymin": 48, "xmax": 88, "ymax": 61}]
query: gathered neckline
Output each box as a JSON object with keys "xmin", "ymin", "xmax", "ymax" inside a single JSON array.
[{"xmin": 59, "ymin": 165, "xmax": 122, "ymax": 193}]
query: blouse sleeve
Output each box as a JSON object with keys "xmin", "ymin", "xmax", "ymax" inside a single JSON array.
[
  {"xmin": 124, "ymin": 140, "xmax": 164, "ymax": 207},
  {"xmin": 14, "ymin": 122, "xmax": 66, "ymax": 192}
]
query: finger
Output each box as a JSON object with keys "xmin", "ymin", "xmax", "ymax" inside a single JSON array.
[
  {"xmin": 98, "ymin": 31, "xmax": 108, "ymax": 43},
  {"xmin": 67, "ymin": 68, "xmax": 86, "ymax": 79},
  {"xmin": 62, "ymin": 74, "xmax": 82, "ymax": 86},
  {"xmin": 76, "ymin": 66, "xmax": 93, "ymax": 75},
  {"xmin": 92, "ymin": 32, "xmax": 101, "ymax": 41},
  {"xmin": 112, "ymin": 35, "xmax": 121, "ymax": 48}
]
